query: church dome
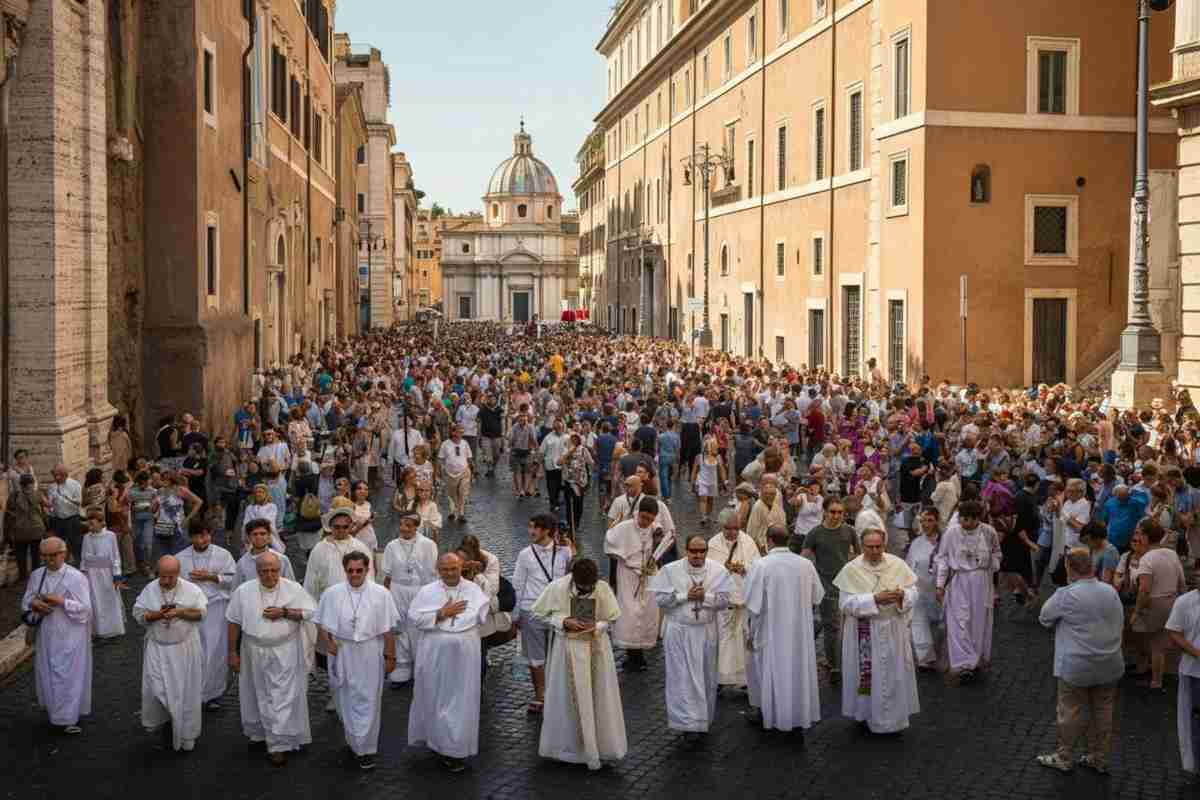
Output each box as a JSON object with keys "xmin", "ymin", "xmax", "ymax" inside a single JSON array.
[{"xmin": 486, "ymin": 122, "xmax": 560, "ymax": 197}]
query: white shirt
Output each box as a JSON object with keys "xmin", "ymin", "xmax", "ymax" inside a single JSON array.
[
  {"xmin": 1060, "ymin": 497, "xmax": 1092, "ymax": 549},
  {"xmin": 438, "ymin": 439, "xmax": 472, "ymax": 478},
  {"xmin": 387, "ymin": 426, "xmax": 426, "ymax": 467},
  {"xmin": 456, "ymin": 404, "xmax": 480, "ymax": 436},
  {"xmin": 47, "ymin": 478, "xmax": 83, "ymax": 519},
  {"xmin": 512, "ymin": 541, "xmax": 572, "ymax": 611},
  {"xmin": 539, "ymin": 431, "xmax": 568, "ymax": 471}
]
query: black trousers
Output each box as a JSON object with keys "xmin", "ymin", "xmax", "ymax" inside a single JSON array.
[
  {"xmin": 563, "ymin": 486, "xmax": 585, "ymax": 534},
  {"xmin": 545, "ymin": 468, "xmax": 563, "ymax": 510},
  {"xmin": 13, "ymin": 540, "xmax": 38, "ymax": 579},
  {"xmin": 52, "ymin": 516, "xmax": 82, "ymax": 565}
]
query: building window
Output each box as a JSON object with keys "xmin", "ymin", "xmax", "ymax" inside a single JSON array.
[
  {"xmin": 725, "ymin": 124, "xmax": 736, "ymax": 182},
  {"xmin": 721, "ymin": 244, "xmax": 730, "ymax": 276},
  {"xmin": 356, "ymin": 144, "xmax": 365, "ymax": 164},
  {"xmin": 747, "ymin": 138, "xmax": 755, "ymax": 197},
  {"xmin": 888, "ymin": 298, "xmax": 905, "ymax": 383},
  {"xmin": 748, "ymin": 13, "xmax": 758, "ymax": 62},
  {"xmin": 205, "ymin": 219, "xmax": 218, "ymax": 297},
  {"xmin": 777, "ymin": 125, "xmax": 788, "ymax": 190},
  {"xmin": 720, "ymin": 313, "xmax": 730, "ymax": 353},
  {"xmin": 779, "ymin": 0, "xmax": 789, "ymax": 40},
  {"xmin": 812, "ymin": 235, "xmax": 824, "ymax": 276},
  {"xmin": 1025, "ymin": 194, "xmax": 1078, "ymax": 265},
  {"xmin": 202, "ymin": 41, "xmax": 216, "ymax": 128},
  {"xmin": 775, "ymin": 336, "xmax": 785, "ymax": 362},
  {"xmin": 518, "ymin": 204, "xmax": 528, "ymax": 218},
  {"xmin": 492, "ymin": 203, "xmax": 499, "ymax": 218},
  {"xmin": 808, "ymin": 308, "xmax": 825, "ymax": 368},
  {"xmin": 813, "ymin": 0, "xmax": 827, "ymax": 19},
  {"xmin": 775, "ymin": 241, "xmax": 786, "ymax": 278},
  {"xmin": 548, "ymin": 205, "xmax": 554, "ymax": 219},
  {"xmin": 843, "ymin": 285, "xmax": 861, "ymax": 377},
  {"xmin": 893, "ymin": 31, "xmax": 911, "ymax": 118},
  {"xmin": 702, "ymin": 53, "xmax": 709, "ymax": 96},
  {"xmin": 812, "ymin": 102, "xmax": 826, "ymax": 181},
  {"xmin": 1027, "ymin": 37, "xmax": 1080, "ymax": 115},
  {"xmin": 971, "ymin": 164, "xmax": 991, "ymax": 203},
  {"xmin": 685, "ymin": 69, "xmax": 692, "ymax": 107},
  {"xmin": 357, "ymin": 193, "xmax": 365, "ymax": 214},
  {"xmin": 723, "ymin": 32, "xmax": 732, "ymax": 81},
  {"xmin": 670, "ymin": 79, "xmax": 677, "ymax": 116},
  {"xmin": 312, "ymin": 112, "xmax": 322, "ymax": 163},
  {"xmin": 461, "ymin": 242, "xmax": 470, "ymax": 254},
  {"xmin": 289, "ymin": 77, "xmax": 302, "ymax": 139},
  {"xmin": 271, "ymin": 45, "xmax": 287, "ymax": 122},
  {"xmin": 848, "ymin": 87, "xmax": 863, "ymax": 172},
  {"xmin": 888, "ymin": 152, "xmax": 909, "ymax": 216}
]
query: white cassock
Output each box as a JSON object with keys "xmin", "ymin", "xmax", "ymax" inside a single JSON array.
[
  {"xmin": 225, "ymin": 577, "xmax": 316, "ymax": 753},
  {"xmin": 81, "ymin": 530, "xmax": 126, "ymax": 638},
  {"xmin": 650, "ymin": 559, "xmax": 734, "ymax": 732},
  {"xmin": 304, "ymin": 536, "xmax": 375, "ymax": 605},
  {"xmin": 314, "ymin": 581, "xmax": 401, "ymax": 756},
  {"xmin": 834, "ymin": 554, "xmax": 921, "ymax": 733},
  {"xmin": 608, "ymin": 494, "xmax": 677, "ymax": 546},
  {"xmin": 1167, "ymin": 591, "xmax": 1200, "ymax": 772},
  {"xmin": 707, "ymin": 531, "xmax": 762, "ymax": 685},
  {"xmin": 904, "ymin": 534, "xmax": 944, "ymax": 668},
  {"xmin": 177, "ymin": 544, "xmax": 238, "ymax": 703},
  {"xmin": 532, "ymin": 575, "xmax": 626, "ymax": 769},
  {"xmin": 407, "ymin": 579, "xmax": 490, "ymax": 759},
  {"xmin": 934, "ymin": 523, "xmax": 1001, "ymax": 673},
  {"xmin": 380, "ymin": 533, "xmax": 439, "ymax": 683},
  {"xmin": 743, "ymin": 547, "xmax": 824, "ymax": 731},
  {"xmin": 21, "ymin": 565, "xmax": 92, "ymax": 726},
  {"xmin": 604, "ymin": 518, "xmax": 673, "ymax": 650},
  {"xmin": 133, "ymin": 578, "xmax": 207, "ymax": 751},
  {"xmin": 234, "ymin": 549, "xmax": 295, "ymax": 589}
]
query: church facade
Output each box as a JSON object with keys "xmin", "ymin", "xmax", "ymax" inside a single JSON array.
[{"xmin": 440, "ymin": 125, "xmax": 578, "ymax": 322}]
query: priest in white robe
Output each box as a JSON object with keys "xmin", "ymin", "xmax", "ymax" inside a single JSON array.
[
  {"xmin": 934, "ymin": 500, "xmax": 1001, "ymax": 683},
  {"xmin": 604, "ymin": 496, "xmax": 672, "ymax": 671},
  {"xmin": 380, "ymin": 511, "xmax": 438, "ymax": 686},
  {"xmin": 234, "ymin": 520, "xmax": 295, "ymax": 588},
  {"xmin": 80, "ymin": 511, "xmax": 126, "ymax": 639},
  {"xmin": 314, "ymin": 550, "xmax": 400, "ymax": 771},
  {"xmin": 21, "ymin": 537, "xmax": 92, "ymax": 733},
  {"xmin": 132, "ymin": 556, "xmax": 207, "ymax": 752},
  {"xmin": 226, "ymin": 551, "xmax": 316, "ymax": 766},
  {"xmin": 708, "ymin": 509, "xmax": 761, "ymax": 687},
  {"xmin": 176, "ymin": 521, "xmax": 238, "ymax": 708},
  {"xmin": 744, "ymin": 525, "xmax": 824, "ymax": 732},
  {"xmin": 407, "ymin": 553, "xmax": 490, "ymax": 773},
  {"xmin": 834, "ymin": 527, "xmax": 921, "ymax": 733},
  {"xmin": 532, "ymin": 558, "xmax": 626, "ymax": 769},
  {"xmin": 651, "ymin": 535, "xmax": 734, "ymax": 742}
]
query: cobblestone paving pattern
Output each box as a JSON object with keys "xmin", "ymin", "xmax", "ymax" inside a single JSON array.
[{"xmin": 0, "ymin": 465, "xmax": 1190, "ymax": 800}]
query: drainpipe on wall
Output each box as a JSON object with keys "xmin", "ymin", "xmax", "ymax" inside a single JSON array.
[
  {"xmin": 305, "ymin": 27, "xmax": 312, "ymax": 353},
  {"xmin": 826, "ymin": 8, "xmax": 838, "ymax": 371},
  {"xmin": 0, "ymin": 54, "xmax": 15, "ymax": 466},
  {"xmin": 758, "ymin": 4, "xmax": 766, "ymax": 363},
  {"xmin": 242, "ymin": 13, "xmax": 255, "ymax": 316}
]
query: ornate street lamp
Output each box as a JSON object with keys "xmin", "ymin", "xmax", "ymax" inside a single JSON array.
[{"xmin": 681, "ymin": 143, "xmax": 733, "ymax": 349}]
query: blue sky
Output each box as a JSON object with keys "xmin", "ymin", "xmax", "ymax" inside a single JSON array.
[{"xmin": 336, "ymin": 2, "xmax": 613, "ymax": 214}]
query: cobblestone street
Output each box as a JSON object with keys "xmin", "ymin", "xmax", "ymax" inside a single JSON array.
[{"xmin": 0, "ymin": 467, "xmax": 1192, "ymax": 800}]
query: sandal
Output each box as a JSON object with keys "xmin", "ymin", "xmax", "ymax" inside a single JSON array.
[
  {"xmin": 526, "ymin": 701, "xmax": 544, "ymax": 715},
  {"xmin": 1077, "ymin": 755, "xmax": 1109, "ymax": 775},
  {"xmin": 1036, "ymin": 753, "xmax": 1072, "ymax": 773}
]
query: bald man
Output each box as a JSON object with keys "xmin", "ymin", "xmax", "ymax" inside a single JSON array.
[
  {"xmin": 133, "ymin": 556, "xmax": 207, "ymax": 752},
  {"xmin": 21, "ymin": 537, "xmax": 92, "ymax": 733},
  {"xmin": 407, "ymin": 553, "xmax": 491, "ymax": 773}
]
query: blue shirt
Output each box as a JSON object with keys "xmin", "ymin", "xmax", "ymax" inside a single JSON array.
[
  {"xmin": 1039, "ymin": 577, "xmax": 1125, "ymax": 686},
  {"xmin": 595, "ymin": 433, "xmax": 618, "ymax": 471},
  {"xmin": 916, "ymin": 430, "xmax": 939, "ymax": 463},
  {"xmin": 658, "ymin": 431, "xmax": 681, "ymax": 462},
  {"xmin": 1099, "ymin": 493, "xmax": 1150, "ymax": 549}
]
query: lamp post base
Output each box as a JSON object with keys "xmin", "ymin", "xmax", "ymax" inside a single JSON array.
[
  {"xmin": 1110, "ymin": 366, "xmax": 1171, "ymax": 411},
  {"xmin": 698, "ymin": 328, "xmax": 713, "ymax": 349}
]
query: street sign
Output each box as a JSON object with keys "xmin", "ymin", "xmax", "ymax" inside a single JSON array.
[{"xmin": 686, "ymin": 297, "xmax": 704, "ymax": 313}]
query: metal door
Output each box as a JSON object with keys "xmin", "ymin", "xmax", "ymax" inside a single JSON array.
[
  {"xmin": 744, "ymin": 292, "xmax": 754, "ymax": 358},
  {"xmin": 1032, "ymin": 298, "xmax": 1067, "ymax": 384},
  {"xmin": 513, "ymin": 291, "xmax": 530, "ymax": 323}
]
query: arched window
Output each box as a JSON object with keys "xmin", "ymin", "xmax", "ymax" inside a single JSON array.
[
  {"xmin": 547, "ymin": 205, "xmax": 554, "ymax": 219},
  {"xmin": 970, "ymin": 164, "xmax": 991, "ymax": 204},
  {"xmin": 492, "ymin": 203, "xmax": 500, "ymax": 218},
  {"xmin": 276, "ymin": 235, "xmax": 286, "ymax": 266},
  {"xmin": 720, "ymin": 244, "xmax": 730, "ymax": 276},
  {"xmin": 518, "ymin": 204, "xmax": 528, "ymax": 218}
]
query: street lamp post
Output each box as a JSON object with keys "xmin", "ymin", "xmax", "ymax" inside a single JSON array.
[
  {"xmin": 682, "ymin": 143, "xmax": 733, "ymax": 349},
  {"xmin": 1112, "ymin": 0, "xmax": 1173, "ymax": 407},
  {"xmin": 357, "ymin": 219, "xmax": 380, "ymax": 330}
]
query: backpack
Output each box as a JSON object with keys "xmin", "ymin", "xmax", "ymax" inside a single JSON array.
[
  {"xmin": 299, "ymin": 493, "xmax": 321, "ymax": 521},
  {"xmin": 496, "ymin": 575, "xmax": 517, "ymax": 613}
]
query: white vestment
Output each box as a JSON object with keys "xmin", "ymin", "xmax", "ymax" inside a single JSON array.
[
  {"xmin": 314, "ymin": 581, "xmax": 401, "ymax": 756},
  {"xmin": 1166, "ymin": 590, "xmax": 1200, "ymax": 772},
  {"xmin": 234, "ymin": 549, "xmax": 295, "ymax": 589},
  {"xmin": 834, "ymin": 554, "xmax": 922, "ymax": 733},
  {"xmin": 81, "ymin": 530, "xmax": 126, "ymax": 638},
  {"xmin": 407, "ymin": 579, "xmax": 489, "ymax": 759},
  {"xmin": 707, "ymin": 531, "xmax": 761, "ymax": 685},
  {"xmin": 743, "ymin": 548, "xmax": 824, "ymax": 731},
  {"xmin": 904, "ymin": 534, "xmax": 944, "ymax": 667},
  {"xmin": 226, "ymin": 577, "xmax": 316, "ymax": 752},
  {"xmin": 176, "ymin": 544, "xmax": 237, "ymax": 702},
  {"xmin": 604, "ymin": 519, "xmax": 672, "ymax": 649},
  {"xmin": 380, "ymin": 533, "xmax": 439, "ymax": 682},
  {"xmin": 133, "ymin": 578, "xmax": 207, "ymax": 750},
  {"xmin": 21, "ymin": 565, "xmax": 92, "ymax": 725},
  {"xmin": 532, "ymin": 575, "xmax": 626, "ymax": 769},
  {"xmin": 650, "ymin": 559, "xmax": 734, "ymax": 732},
  {"xmin": 303, "ymin": 536, "xmax": 375, "ymax": 605},
  {"xmin": 934, "ymin": 523, "xmax": 1001, "ymax": 672}
]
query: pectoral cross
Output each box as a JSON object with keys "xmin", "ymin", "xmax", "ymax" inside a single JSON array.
[{"xmin": 691, "ymin": 578, "xmax": 703, "ymax": 620}]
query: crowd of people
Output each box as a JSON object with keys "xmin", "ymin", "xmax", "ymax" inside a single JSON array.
[{"xmin": 9, "ymin": 318, "xmax": 1200, "ymax": 778}]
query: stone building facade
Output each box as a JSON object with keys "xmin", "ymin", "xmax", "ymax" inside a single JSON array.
[
  {"xmin": 335, "ymin": 83, "xmax": 368, "ymax": 340},
  {"xmin": 392, "ymin": 151, "xmax": 417, "ymax": 320},
  {"xmin": 595, "ymin": 0, "xmax": 1176, "ymax": 386},
  {"xmin": 334, "ymin": 38, "xmax": 396, "ymax": 330},
  {"xmin": 413, "ymin": 208, "xmax": 443, "ymax": 308},
  {"xmin": 573, "ymin": 126, "xmax": 607, "ymax": 318}
]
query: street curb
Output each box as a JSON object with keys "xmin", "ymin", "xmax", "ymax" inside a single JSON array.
[{"xmin": 0, "ymin": 625, "xmax": 32, "ymax": 679}]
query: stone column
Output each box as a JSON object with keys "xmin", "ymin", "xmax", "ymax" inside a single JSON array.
[
  {"xmin": 7, "ymin": 0, "xmax": 113, "ymax": 478},
  {"xmin": 1157, "ymin": 0, "xmax": 1200, "ymax": 397}
]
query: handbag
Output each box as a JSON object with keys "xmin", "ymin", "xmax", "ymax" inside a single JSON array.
[
  {"xmin": 21, "ymin": 569, "xmax": 48, "ymax": 646},
  {"xmin": 154, "ymin": 519, "xmax": 178, "ymax": 539}
]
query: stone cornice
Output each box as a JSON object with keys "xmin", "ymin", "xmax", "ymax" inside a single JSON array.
[{"xmin": 1151, "ymin": 75, "xmax": 1200, "ymax": 110}]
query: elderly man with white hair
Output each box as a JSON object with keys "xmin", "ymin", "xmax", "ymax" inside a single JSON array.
[
  {"xmin": 834, "ymin": 526, "xmax": 921, "ymax": 733},
  {"xmin": 227, "ymin": 550, "xmax": 316, "ymax": 767},
  {"xmin": 133, "ymin": 555, "xmax": 207, "ymax": 752},
  {"xmin": 21, "ymin": 536, "xmax": 93, "ymax": 734}
]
